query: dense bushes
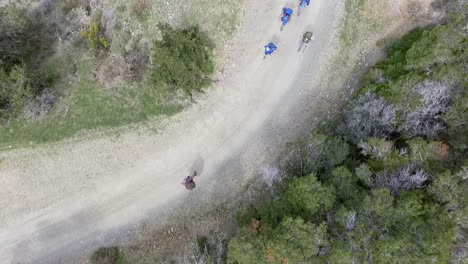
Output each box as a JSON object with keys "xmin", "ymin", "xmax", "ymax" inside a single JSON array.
[
  {"xmin": 227, "ymin": 22, "xmax": 467, "ymax": 264},
  {"xmin": 351, "ymin": 23, "xmax": 467, "ymax": 146},
  {"xmin": 0, "ymin": 3, "xmax": 59, "ymax": 123},
  {"xmin": 153, "ymin": 23, "xmax": 215, "ymax": 96}
]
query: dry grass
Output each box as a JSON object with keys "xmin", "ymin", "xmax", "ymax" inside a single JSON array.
[{"xmin": 121, "ymin": 207, "xmax": 234, "ymax": 264}]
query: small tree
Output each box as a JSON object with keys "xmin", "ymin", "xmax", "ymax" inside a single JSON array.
[{"xmin": 153, "ymin": 23, "xmax": 214, "ymax": 95}]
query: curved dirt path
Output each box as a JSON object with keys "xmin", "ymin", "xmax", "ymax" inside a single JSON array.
[{"xmin": 0, "ymin": 0, "xmax": 347, "ymax": 262}]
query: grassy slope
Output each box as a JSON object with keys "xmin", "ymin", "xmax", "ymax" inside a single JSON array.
[{"xmin": 0, "ymin": 0, "xmax": 242, "ymax": 150}]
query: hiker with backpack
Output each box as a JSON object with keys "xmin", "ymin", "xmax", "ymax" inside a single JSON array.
[
  {"xmin": 280, "ymin": 7, "xmax": 293, "ymax": 31},
  {"xmin": 181, "ymin": 171, "xmax": 197, "ymax": 190},
  {"xmin": 264, "ymin": 42, "xmax": 278, "ymax": 59}
]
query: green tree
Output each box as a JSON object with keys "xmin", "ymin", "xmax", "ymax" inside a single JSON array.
[
  {"xmin": 267, "ymin": 218, "xmax": 328, "ymax": 263},
  {"xmin": 283, "ymin": 173, "xmax": 336, "ymax": 218},
  {"xmin": 360, "ymin": 188, "xmax": 396, "ymax": 229},
  {"xmin": 326, "ymin": 166, "xmax": 364, "ymax": 205},
  {"xmin": 405, "ymin": 25, "xmax": 466, "ymax": 70},
  {"xmin": 407, "ymin": 138, "xmax": 440, "ymax": 164},
  {"xmin": 443, "ymin": 90, "xmax": 468, "ymax": 150},
  {"xmin": 153, "ymin": 23, "xmax": 214, "ymax": 95},
  {"xmin": 227, "ymin": 228, "xmax": 267, "ymax": 264}
]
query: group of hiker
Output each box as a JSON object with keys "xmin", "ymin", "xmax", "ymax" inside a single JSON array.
[
  {"xmin": 264, "ymin": 0, "xmax": 312, "ymax": 58},
  {"xmin": 182, "ymin": 0, "xmax": 312, "ymax": 191}
]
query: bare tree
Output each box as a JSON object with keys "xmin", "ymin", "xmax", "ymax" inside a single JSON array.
[
  {"xmin": 339, "ymin": 92, "xmax": 397, "ymax": 144},
  {"xmin": 374, "ymin": 164, "xmax": 429, "ymax": 195},
  {"xmin": 400, "ymin": 81, "xmax": 453, "ymax": 138},
  {"xmin": 259, "ymin": 164, "xmax": 284, "ymax": 187}
]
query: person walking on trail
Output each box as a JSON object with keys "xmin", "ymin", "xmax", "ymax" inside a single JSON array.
[
  {"xmin": 182, "ymin": 171, "xmax": 197, "ymax": 190},
  {"xmin": 298, "ymin": 31, "xmax": 314, "ymax": 52},
  {"xmin": 280, "ymin": 7, "xmax": 293, "ymax": 31},
  {"xmin": 303, "ymin": 31, "xmax": 314, "ymax": 43},
  {"xmin": 264, "ymin": 42, "xmax": 278, "ymax": 59}
]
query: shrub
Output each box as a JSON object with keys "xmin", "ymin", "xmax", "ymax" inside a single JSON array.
[
  {"xmin": 0, "ymin": 6, "xmax": 34, "ymax": 71},
  {"xmin": 90, "ymin": 247, "xmax": 126, "ymax": 264},
  {"xmin": 0, "ymin": 65, "xmax": 31, "ymax": 121},
  {"xmin": 152, "ymin": 23, "xmax": 214, "ymax": 96},
  {"xmin": 81, "ymin": 22, "xmax": 109, "ymax": 49}
]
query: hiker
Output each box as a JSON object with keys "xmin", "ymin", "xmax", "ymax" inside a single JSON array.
[
  {"xmin": 182, "ymin": 171, "xmax": 197, "ymax": 190},
  {"xmin": 280, "ymin": 7, "xmax": 293, "ymax": 31},
  {"xmin": 264, "ymin": 42, "xmax": 278, "ymax": 59}
]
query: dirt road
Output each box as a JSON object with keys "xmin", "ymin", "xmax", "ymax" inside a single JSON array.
[{"xmin": 0, "ymin": 0, "xmax": 348, "ymax": 262}]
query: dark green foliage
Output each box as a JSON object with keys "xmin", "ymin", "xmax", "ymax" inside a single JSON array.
[
  {"xmin": 443, "ymin": 89, "xmax": 468, "ymax": 150},
  {"xmin": 282, "ymin": 173, "xmax": 336, "ymax": 218},
  {"xmin": 227, "ymin": 228, "xmax": 266, "ymax": 264},
  {"xmin": 90, "ymin": 247, "xmax": 127, "ymax": 264},
  {"xmin": 0, "ymin": 4, "xmax": 58, "ymax": 123},
  {"xmin": 325, "ymin": 166, "xmax": 364, "ymax": 205},
  {"xmin": 228, "ymin": 218, "xmax": 329, "ymax": 264},
  {"xmin": 346, "ymin": 24, "xmax": 467, "ymax": 141},
  {"xmin": 153, "ymin": 23, "xmax": 214, "ymax": 95},
  {"xmin": 228, "ymin": 20, "xmax": 466, "ymax": 264},
  {"xmin": 374, "ymin": 28, "xmax": 424, "ymax": 80},
  {"xmin": 267, "ymin": 218, "xmax": 329, "ymax": 263},
  {"xmin": 0, "ymin": 6, "xmax": 34, "ymax": 71},
  {"xmin": 405, "ymin": 25, "xmax": 466, "ymax": 70},
  {"xmin": 0, "ymin": 65, "xmax": 31, "ymax": 120}
]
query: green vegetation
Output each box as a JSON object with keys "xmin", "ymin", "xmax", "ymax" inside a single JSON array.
[
  {"xmin": 0, "ymin": 70, "xmax": 183, "ymax": 149},
  {"xmin": 153, "ymin": 23, "xmax": 214, "ymax": 96},
  {"xmin": 0, "ymin": 0, "xmax": 241, "ymax": 149},
  {"xmin": 90, "ymin": 247, "xmax": 127, "ymax": 264},
  {"xmin": 0, "ymin": 65, "xmax": 31, "ymax": 120},
  {"xmin": 81, "ymin": 22, "xmax": 109, "ymax": 50},
  {"xmin": 0, "ymin": 4, "xmax": 55, "ymax": 123},
  {"xmin": 0, "ymin": 0, "xmax": 228, "ymax": 149},
  {"xmin": 227, "ymin": 20, "xmax": 467, "ymax": 264}
]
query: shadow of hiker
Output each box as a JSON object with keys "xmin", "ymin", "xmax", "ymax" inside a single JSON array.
[{"xmin": 190, "ymin": 155, "xmax": 205, "ymax": 176}]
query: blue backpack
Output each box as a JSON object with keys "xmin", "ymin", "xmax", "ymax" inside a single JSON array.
[
  {"xmin": 264, "ymin": 42, "xmax": 278, "ymax": 55},
  {"xmin": 283, "ymin": 7, "xmax": 293, "ymax": 16}
]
